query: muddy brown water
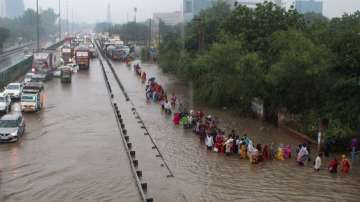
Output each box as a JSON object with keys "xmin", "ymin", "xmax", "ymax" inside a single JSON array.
[
  {"xmin": 109, "ymin": 59, "xmax": 360, "ymax": 202},
  {"xmin": 0, "ymin": 60, "xmax": 140, "ymax": 202},
  {"xmin": 0, "ymin": 55, "xmax": 359, "ymax": 202}
]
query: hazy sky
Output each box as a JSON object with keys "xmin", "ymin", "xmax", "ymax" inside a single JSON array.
[{"xmin": 23, "ymin": 0, "xmax": 360, "ymax": 23}]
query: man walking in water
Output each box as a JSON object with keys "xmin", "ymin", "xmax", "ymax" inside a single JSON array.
[
  {"xmin": 314, "ymin": 153, "xmax": 322, "ymax": 171},
  {"xmin": 205, "ymin": 133, "xmax": 214, "ymax": 150}
]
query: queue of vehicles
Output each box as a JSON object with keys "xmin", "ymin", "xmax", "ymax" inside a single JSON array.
[
  {"xmin": 0, "ymin": 35, "xmax": 95, "ymax": 143},
  {"xmin": 98, "ymin": 35, "xmax": 132, "ymax": 62}
]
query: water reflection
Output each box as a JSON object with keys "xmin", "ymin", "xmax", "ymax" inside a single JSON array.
[{"xmin": 10, "ymin": 146, "xmax": 19, "ymax": 177}]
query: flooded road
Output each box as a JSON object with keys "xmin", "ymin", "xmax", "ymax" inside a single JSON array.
[
  {"xmin": 0, "ymin": 59, "xmax": 140, "ymax": 202},
  {"xmin": 0, "ymin": 50, "xmax": 359, "ymax": 202},
  {"xmin": 109, "ymin": 59, "xmax": 360, "ymax": 202}
]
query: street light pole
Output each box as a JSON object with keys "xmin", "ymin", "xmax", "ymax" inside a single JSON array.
[
  {"xmin": 59, "ymin": 0, "xmax": 61, "ymax": 41},
  {"xmin": 36, "ymin": 0, "xmax": 40, "ymax": 52}
]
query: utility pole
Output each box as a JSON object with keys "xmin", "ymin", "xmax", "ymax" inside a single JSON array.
[
  {"xmin": 194, "ymin": 17, "xmax": 204, "ymax": 50},
  {"xmin": 71, "ymin": 8, "xmax": 74, "ymax": 34},
  {"xmin": 134, "ymin": 7, "xmax": 137, "ymax": 23},
  {"xmin": 36, "ymin": 0, "xmax": 40, "ymax": 52},
  {"xmin": 148, "ymin": 19, "xmax": 152, "ymax": 48},
  {"xmin": 59, "ymin": 0, "xmax": 61, "ymax": 41},
  {"xmin": 158, "ymin": 23, "xmax": 160, "ymax": 48},
  {"xmin": 66, "ymin": 0, "xmax": 69, "ymax": 35}
]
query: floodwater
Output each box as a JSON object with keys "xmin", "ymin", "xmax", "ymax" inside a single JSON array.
[
  {"xmin": 0, "ymin": 59, "xmax": 140, "ymax": 202},
  {"xmin": 108, "ymin": 59, "xmax": 360, "ymax": 202},
  {"xmin": 0, "ymin": 51, "xmax": 359, "ymax": 202}
]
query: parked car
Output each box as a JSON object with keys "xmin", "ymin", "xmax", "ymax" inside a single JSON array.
[
  {"xmin": 0, "ymin": 113, "xmax": 26, "ymax": 143},
  {"xmin": 0, "ymin": 93, "xmax": 11, "ymax": 113},
  {"xmin": 4, "ymin": 83, "xmax": 23, "ymax": 99}
]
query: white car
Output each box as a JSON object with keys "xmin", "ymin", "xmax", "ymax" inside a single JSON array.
[
  {"xmin": 24, "ymin": 73, "xmax": 35, "ymax": 83},
  {"xmin": 67, "ymin": 63, "xmax": 79, "ymax": 73},
  {"xmin": 4, "ymin": 83, "xmax": 23, "ymax": 100},
  {"xmin": 0, "ymin": 93, "xmax": 11, "ymax": 113}
]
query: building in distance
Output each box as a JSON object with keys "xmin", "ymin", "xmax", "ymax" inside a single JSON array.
[
  {"xmin": 151, "ymin": 11, "xmax": 183, "ymax": 47},
  {"xmin": 0, "ymin": 0, "xmax": 6, "ymax": 18},
  {"xmin": 295, "ymin": 0, "xmax": 323, "ymax": 14},
  {"xmin": 153, "ymin": 11, "xmax": 183, "ymax": 26},
  {"xmin": 183, "ymin": 0, "xmax": 215, "ymax": 22}
]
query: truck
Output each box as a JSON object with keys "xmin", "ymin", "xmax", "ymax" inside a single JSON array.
[
  {"xmin": 32, "ymin": 52, "xmax": 54, "ymax": 81},
  {"xmin": 74, "ymin": 46, "xmax": 90, "ymax": 70},
  {"xmin": 20, "ymin": 82, "xmax": 44, "ymax": 112},
  {"xmin": 60, "ymin": 67, "xmax": 72, "ymax": 83},
  {"xmin": 61, "ymin": 46, "xmax": 73, "ymax": 64}
]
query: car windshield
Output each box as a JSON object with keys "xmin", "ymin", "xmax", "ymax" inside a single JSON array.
[
  {"xmin": 7, "ymin": 85, "xmax": 19, "ymax": 90},
  {"xmin": 0, "ymin": 97, "xmax": 5, "ymax": 102},
  {"xmin": 0, "ymin": 120, "xmax": 18, "ymax": 128},
  {"xmin": 21, "ymin": 95, "xmax": 35, "ymax": 101}
]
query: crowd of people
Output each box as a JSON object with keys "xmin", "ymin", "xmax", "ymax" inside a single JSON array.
[{"xmin": 131, "ymin": 63, "xmax": 357, "ymax": 175}]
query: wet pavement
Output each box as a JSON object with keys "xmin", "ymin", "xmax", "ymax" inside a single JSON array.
[
  {"xmin": 0, "ymin": 52, "xmax": 28, "ymax": 71},
  {"xmin": 0, "ymin": 59, "xmax": 140, "ymax": 202},
  {"xmin": 0, "ymin": 50, "xmax": 359, "ymax": 202}
]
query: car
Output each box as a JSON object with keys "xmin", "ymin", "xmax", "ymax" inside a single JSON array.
[
  {"xmin": 0, "ymin": 93, "xmax": 11, "ymax": 113},
  {"xmin": 4, "ymin": 83, "xmax": 23, "ymax": 99},
  {"xmin": 0, "ymin": 113, "xmax": 26, "ymax": 143},
  {"xmin": 67, "ymin": 63, "xmax": 79, "ymax": 73},
  {"xmin": 24, "ymin": 73, "xmax": 35, "ymax": 83}
]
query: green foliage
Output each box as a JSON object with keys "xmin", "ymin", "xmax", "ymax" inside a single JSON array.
[
  {"xmin": 140, "ymin": 47, "xmax": 149, "ymax": 62},
  {"xmin": 94, "ymin": 22, "xmax": 112, "ymax": 33},
  {"xmin": 185, "ymin": 1, "xmax": 231, "ymax": 51},
  {"xmin": 223, "ymin": 2, "xmax": 304, "ymax": 54},
  {"xmin": 158, "ymin": 1, "xmax": 360, "ymax": 144},
  {"xmin": 0, "ymin": 8, "xmax": 58, "ymax": 43},
  {"xmin": 266, "ymin": 30, "xmax": 332, "ymax": 113},
  {"xmin": 96, "ymin": 22, "xmax": 150, "ymax": 44},
  {"xmin": 0, "ymin": 27, "xmax": 10, "ymax": 51}
]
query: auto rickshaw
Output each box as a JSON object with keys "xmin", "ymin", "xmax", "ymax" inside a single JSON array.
[{"xmin": 60, "ymin": 67, "xmax": 72, "ymax": 83}]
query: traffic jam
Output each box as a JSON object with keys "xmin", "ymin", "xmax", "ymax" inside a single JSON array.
[{"xmin": 0, "ymin": 35, "xmax": 94, "ymax": 143}]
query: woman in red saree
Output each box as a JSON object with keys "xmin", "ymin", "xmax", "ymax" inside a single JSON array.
[
  {"xmin": 341, "ymin": 155, "xmax": 351, "ymax": 175},
  {"xmin": 214, "ymin": 132, "xmax": 224, "ymax": 153},
  {"xmin": 263, "ymin": 144, "xmax": 269, "ymax": 161},
  {"xmin": 328, "ymin": 158, "xmax": 338, "ymax": 173}
]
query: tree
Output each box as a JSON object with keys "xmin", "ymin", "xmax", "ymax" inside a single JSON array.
[
  {"xmin": 222, "ymin": 2, "xmax": 305, "ymax": 67},
  {"xmin": 266, "ymin": 30, "xmax": 332, "ymax": 115},
  {"xmin": 191, "ymin": 36, "xmax": 264, "ymax": 109},
  {"xmin": 107, "ymin": 22, "xmax": 150, "ymax": 43},
  {"xmin": 184, "ymin": 0, "xmax": 231, "ymax": 52},
  {"xmin": 0, "ymin": 8, "xmax": 58, "ymax": 42},
  {"xmin": 0, "ymin": 27, "xmax": 10, "ymax": 52}
]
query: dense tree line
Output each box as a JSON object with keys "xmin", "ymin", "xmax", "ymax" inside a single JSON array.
[
  {"xmin": 158, "ymin": 1, "xmax": 360, "ymax": 145},
  {"xmin": 95, "ymin": 21, "xmax": 150, "ymax": 44},
  {"xmin": 0, "ymin": 8, "xmax": 58, "ymax": 47}
]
